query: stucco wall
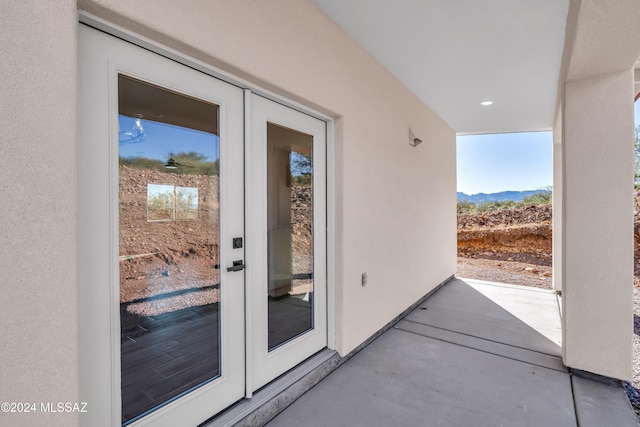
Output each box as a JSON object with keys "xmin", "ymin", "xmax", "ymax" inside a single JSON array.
[
  {"xmin": 78, "ymin": 0, "xmax": 457, "ymax": 355},
  {"xmin": 552, "ymin": 108, "xmax": 563, "ymax": 293},
  {"xmin": 0, "ymin": 1, "xmax": 80, "ymax": 427},
  {"xmin": 563, "ymin": 70, "xmax": 634, "ymax": 379}
]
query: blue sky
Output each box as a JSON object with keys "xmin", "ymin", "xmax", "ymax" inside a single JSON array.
[
  {"xmin": 457, "ymin": 101, "xmax": 640, "ymax": 195},
  {"xmin": 457, "ymin": 131, "xmax": 553, "ymax": 195},
  {"xmin": 120, "ymin": 115, "xmax": 311, "ymax": 176},
  {"xmin": 119, "ymin": 116, "xmax": 219, "ymax": 162}
]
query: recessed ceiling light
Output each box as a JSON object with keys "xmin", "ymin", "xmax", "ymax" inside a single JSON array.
[{"xmin": 480, "ymin": 101, "xmax": 493, "ymax": 106}]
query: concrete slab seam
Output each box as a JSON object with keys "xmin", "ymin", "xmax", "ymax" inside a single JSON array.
[
  {"xmin": 570, "ymin": 371, "xmax": 639, "ymax": 427},
  {"xmin": 394, "ymin": 326, "xmax": 567, "ymax": 374},
  {"xmin": 458, "ymin": 277, "xmax": 558, "ymax": 294},
  {"xmin": 401, "ymin": 318, "xmax": 563, "ymax": 359},
  {"xmin": 570, "ymin": 374, "xmax": 581, "ymax": 427}
]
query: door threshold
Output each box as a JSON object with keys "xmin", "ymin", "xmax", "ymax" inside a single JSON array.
[{"xmin": 201, "ymin": 348, "xmax": 339, "ymax": 427}]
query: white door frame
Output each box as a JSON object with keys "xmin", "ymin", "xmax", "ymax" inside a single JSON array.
[
  {"xmin": 77, "ymin": 17, "xmax": 335, "ymax": 356},
  {"xmin": 246, "ymin": 94, "xmax": 328, "ymax": 392},
  {"xmin": 78, "ymin": 13, "xmax": 336, "ymax": 424},
  {"xmin": 78, "ymin": 24, "xmax": 245, "ymax": 427}
]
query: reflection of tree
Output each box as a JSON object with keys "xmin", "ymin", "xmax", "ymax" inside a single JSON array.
[
  {"xmin": 148, "ymin": 190, "xmax": 174, "ymax": 220},
  {"xmin": 291, "ymin": 152, "xmax": 312, "ymax": 185},
  {"xmin": 176, "ymin": 187, "xmax": 198, "ymax": 220},
  {"xmin": 121, "ymin": 151, "xmax": 218, "ymax": 176},
  {"xmin": 121, "ymin": 156, "xmax": 165, "ymax": 171},
  {"xmin": 148, "ymin": 186, "xmax": 198, "ymax": 221},
  {"xmin": 172, "ymin": 152, "xmax": 218, "ymax": 176}
]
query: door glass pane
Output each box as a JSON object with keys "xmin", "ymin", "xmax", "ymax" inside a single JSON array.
[
  {"xmin": 267, "ymin": 123, "xmax": 314, "ymax": 350},
  {"xmin": 118, "ymin": 75, "xmax": 221, "ymax": 424}
]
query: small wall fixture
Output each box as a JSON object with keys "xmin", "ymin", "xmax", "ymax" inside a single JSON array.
[
  {"xmin": 410, "ymin": 137, "xmax": 423, "ymax": 147},
  {"xmin": 409, "ymin": 128, "xmax": 423, "ymax": 147}
]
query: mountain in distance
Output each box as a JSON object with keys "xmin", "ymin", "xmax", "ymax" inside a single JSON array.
[{"xmin": 457, "ymin": 190, "xmax": 540, "ymax": 204}]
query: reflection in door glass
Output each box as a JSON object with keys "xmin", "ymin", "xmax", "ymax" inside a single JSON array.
[
  {"xmin": 118, "ymin": 75, "xmax": 221, "ymax": 424},
  {"xmin": 146, "ymin": 184, "xmax": 199, "ymax": 221},
  {"xmin": 267, "ymin": 123, "xmax": 314, "ymax": 350}
]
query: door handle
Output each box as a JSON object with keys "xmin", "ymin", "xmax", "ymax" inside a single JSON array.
[{"xmin": 227, "ymin": 260, "xmax": 246, "ymax": 272}]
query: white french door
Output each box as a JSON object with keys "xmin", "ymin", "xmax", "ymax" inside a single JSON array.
[
  {"xmin": 246, "ymin": 95, "xmax": 327, "ymax": 391},
  {"xmin": 79, "ymin": 24, "xmax": 327, "ymax": 427},
  {"xmin": 79, "ymin": 25, "xmax": 245, "ymax": 427}
]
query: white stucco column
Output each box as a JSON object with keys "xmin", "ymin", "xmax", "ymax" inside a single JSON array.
[
  {"xmin": 562, "ymin": 69, "xmax": 634, "ymax": 380},
  {"xmin": 552, "ymin": 107, "xmax": 563, "ymax": 293}
]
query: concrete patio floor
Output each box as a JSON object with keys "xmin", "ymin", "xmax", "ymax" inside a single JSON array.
[{"xmin": 266, "ymin": 278, "xmax": 637, "ymax": 427}]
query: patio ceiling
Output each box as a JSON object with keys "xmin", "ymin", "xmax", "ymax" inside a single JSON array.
[{"xmin": 312, "ymin": 0, "xmax": 570, "ymax": 135}]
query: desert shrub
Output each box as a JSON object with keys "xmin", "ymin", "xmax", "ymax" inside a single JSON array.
[
  {"xmin": 292, "ymin": 174, "xmax": 312, "ymax": 185},
  {"xmin": 120, "ymin": 152, "xmax": 218, "ymax": 176},
  {"xmin": 120, "ymin": 156, "xmax": 165, "ymax": 171},
  {"xmin": 175, "ymin": 187, "xmax": 198, "ymax": 220},
  {"xmin": 291, "ymin": 152, "xmax": 312, "ymax": 185},
  {"xmin": 457, "ymin": 201, "xmax": 476, "ymax": 214},
  {"xmin": 148, "ymin": 191, "xmax": 174, "ymax": 220},
  {"xmin": 521, "ymin": 186, "xmax": 552, "ymax": 206},
  {"xmin": 476, "ymin": 200, "xmax": 517, "ymax": 212},
  {"xmin": 458, "ymin": 187, "xmax": 552, "ymax": 214}
]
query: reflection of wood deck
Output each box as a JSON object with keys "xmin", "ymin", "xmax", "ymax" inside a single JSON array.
[
  {"xmin": 121, "ymin": 303, "xmax": 219, "ymax": 424},
  {"xmin": 268, "ymin": 294, "xmax": 313, "ymax": 349},
  {"xmin": 120, "ymin": 292, "xmax": 314, "ymax": 424}
]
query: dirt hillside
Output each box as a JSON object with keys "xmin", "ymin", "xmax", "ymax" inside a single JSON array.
[
  {"xmin": 119, "ymin": 165, "xmax": 313, "ymax": 305},
  {"xmin": 457, "ymin": 204, "xmax": 552, "ymax": 267},
  {"xmin": 458, "ymin": 190, "xmax": 640, "ymax": 277}
]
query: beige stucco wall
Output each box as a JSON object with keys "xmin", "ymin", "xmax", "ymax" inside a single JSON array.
[
  {"xmin": 0, "ymin": 1, "xmax": 80, "ymax": 427},
  {"xmin": 552, "ymin": 108, "xmax": 563, "ymax": 293},
  {"xmin": 2, "ymin": 2, "xmax": 455, "ymax": 425},
  {"xmin": 562, "ymin": 70, "xmax": 634, "ymax": 379}
]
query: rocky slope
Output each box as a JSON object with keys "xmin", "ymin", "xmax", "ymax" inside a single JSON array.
[
  {"xmin": 457, "ymin": 204, "xmax": 552, "ymax": 267},
  {"xmin": 119, "ymin": 166, "xmax": 313, "ymax": 305}
]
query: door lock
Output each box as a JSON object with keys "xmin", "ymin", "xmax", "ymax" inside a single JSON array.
[{"xmin": 227, "ymin": 260, "xmax": 246, "ymax": 272}]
